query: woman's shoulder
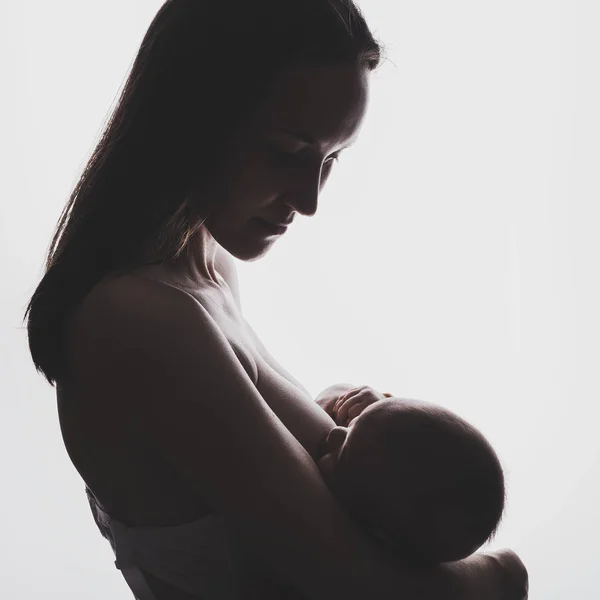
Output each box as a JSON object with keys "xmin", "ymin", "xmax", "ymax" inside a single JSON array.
[
  {"xmin": 77, "ymin": 268, "xmax": 200, "ymax": 324},
  {"xmin": 65, "ymin": 271, "xmax": 211, "ymax": 395},
  {"xmin": 69, "ymin": 270, "xmax": 207, "ymax": 354},
  {"xmin": 92, "ymin": 267, "xmax": 188, "ymax": 298},
  {"xmin": 63, "ymin": 269, "xmax": 265, "ymax": 450}
]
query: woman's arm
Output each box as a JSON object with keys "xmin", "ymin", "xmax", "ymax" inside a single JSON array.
[
  {"xmin": 72, "ymin": 275, "xmax": 525, "ymax": 600},
  {"xmin": 233, "ymin": 546, "xmax": 527, "ymax": 600}
]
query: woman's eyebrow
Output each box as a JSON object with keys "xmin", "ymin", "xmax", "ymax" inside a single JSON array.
[
  {"xmin": 278, "ymin": 130, "xmax": 319, "ymax": 145},
  {"xmin": 276, "ymin": 130, "xmax": 355, "ymax": 150}
]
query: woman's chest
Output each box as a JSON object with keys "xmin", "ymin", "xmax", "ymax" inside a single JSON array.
[{"xmin": 204, "ymin": 304, "xmax": 333, "ymax": 461}]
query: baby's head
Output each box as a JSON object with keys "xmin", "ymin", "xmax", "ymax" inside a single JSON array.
[{"xmin": 317, "ymin": 398, "xmax": 505, "ymax": 564}]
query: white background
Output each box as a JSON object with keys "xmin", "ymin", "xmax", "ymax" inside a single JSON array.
[{"xmin": 2, "ymin": 1, "xmax": 598, "ymax": 598}]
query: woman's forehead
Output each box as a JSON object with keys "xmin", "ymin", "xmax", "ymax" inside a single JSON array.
[{"xmin": 254, "ymin": 63, "xmax": 370, "ymax": 149}]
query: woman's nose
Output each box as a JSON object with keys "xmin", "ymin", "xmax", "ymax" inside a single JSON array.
[
  {"xmin": 284, "ymin": 163, "xmax": 328, "ymax": 217},
  {"xmin": 285, "ymin": 187, "xmax": 319, "ymax": 218}
]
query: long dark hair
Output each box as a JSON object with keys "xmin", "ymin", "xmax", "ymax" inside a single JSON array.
[{"xmin": 24, "ymin": 0, "xmax": 386, "ymax": 386}]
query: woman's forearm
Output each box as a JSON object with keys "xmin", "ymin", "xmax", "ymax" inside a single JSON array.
[
  {"xmin": 231, "ymin": 485, "xmax": 506, "ymax": 600},
  {"xmin": 236, "ymin": 546, "xmax": 507, "ymax": 600},
  {"xmin": 431, "ymin": 553, "xmax": 502, "ymax": 600}
]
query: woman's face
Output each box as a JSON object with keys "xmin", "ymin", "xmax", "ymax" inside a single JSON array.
[{"xmin": 200, "ymin": 62, "xmax": 370, "ymax": 261}]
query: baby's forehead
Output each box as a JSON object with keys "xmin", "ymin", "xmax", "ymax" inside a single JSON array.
[{"xmin": 359, "ymin": 397, "xmax": 444, "ymax": 424}]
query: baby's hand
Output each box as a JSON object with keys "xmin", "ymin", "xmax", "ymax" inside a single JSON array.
[
  {"xmin": 333, "ymin": 385, "xmax": 390, "ymax": 427},
  {"xmin": 314, "ymin": 383, "xmax": 357, "ymax": 418}
]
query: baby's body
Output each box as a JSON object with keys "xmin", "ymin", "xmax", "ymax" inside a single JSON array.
[
  {"xmin": 317, "ymin": 395, "xmax": 505, "ymax": 564},
  {"xmin": 238, "ymin": 393, "xmax": 505, "ymax": 599}
]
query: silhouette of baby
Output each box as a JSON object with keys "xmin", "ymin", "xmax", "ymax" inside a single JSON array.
[{"xmin": 316, "ymin": 396, "xmax": 505, "ymax": 564}]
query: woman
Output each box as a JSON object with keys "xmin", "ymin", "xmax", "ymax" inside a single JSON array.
[{"xmin": 24, "ymin": 1, "xmax": 528, "ymax": 599}]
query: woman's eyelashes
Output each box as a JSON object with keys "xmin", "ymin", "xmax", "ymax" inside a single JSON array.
[
  {"xmin": 270, "ymin": 144, "xmax": 340, "ymax": 168},
  {"xmin": 324, "ymin": 153, "xmax": 341, "ymax": 166}
]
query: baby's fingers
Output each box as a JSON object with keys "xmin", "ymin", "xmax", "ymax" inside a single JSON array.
[
  {"xmin": 333, "ymin": 388, "xmax": 360, "ymax": 414},
  {"xmin": 336, "ymin": 397, "xmax": 367, "ymax": 424},
  {"xmin": 346, "ymin": 402, "xmax": 368, "ymax": 422}
]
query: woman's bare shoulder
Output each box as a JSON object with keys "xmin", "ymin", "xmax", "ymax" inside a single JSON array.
[
  {"xmin": 79, "ymin": 268, "xmax": 217, "ymax": 323},
  {"xmin": 66, "ymin": 274, "xmax": 177, "ymax": 354},
  {"xmin": 69, "ymin": 271, "xmax": 213, "ymax": 356},
  {"xmin": 90, "ymin": 269, "xmax": 189, "ymax": 302}
]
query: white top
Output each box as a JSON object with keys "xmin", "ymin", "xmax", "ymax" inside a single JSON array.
[{"xmin": 88, "ymin": 489, "xmax": 243, "ymax": 600}]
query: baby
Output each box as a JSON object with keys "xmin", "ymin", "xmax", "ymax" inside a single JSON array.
[
  {"xmin": 236, "ymin": 389, "xmax": 506, "ymax": 598},
  {"xmin": 316, "ymin": 392, "xmax": 506, "ymax": 564}
]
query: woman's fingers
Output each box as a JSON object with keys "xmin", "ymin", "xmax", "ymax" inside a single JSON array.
[{"xmin": 490, "ymin": 549, "xmax": 529, "ymax": 600}]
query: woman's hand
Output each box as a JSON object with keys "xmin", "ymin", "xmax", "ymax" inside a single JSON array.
[
  {"xmin": 333, "ymin": 385, "xmax": 390, "ymax": 426},
  {"xmin": 488, "ymin": 549, "xmax": 529, "ymax": 600},
  {"xmin": 455, "ymin": 549, "xmax": 528, "ymax": 600}
]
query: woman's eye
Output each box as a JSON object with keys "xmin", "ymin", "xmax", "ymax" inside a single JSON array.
[
  {"xmin": 272, "ymin": 147, "xmax": 340, "ymax": 162},
  {"xmin": 269, "ymin": 145, "xmax": 340, "ymax": 170}
]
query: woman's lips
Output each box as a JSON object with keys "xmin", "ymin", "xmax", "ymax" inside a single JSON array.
[{"xmin": 254, "ymin": 218, "xmax": 288, "ymax": 235}]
